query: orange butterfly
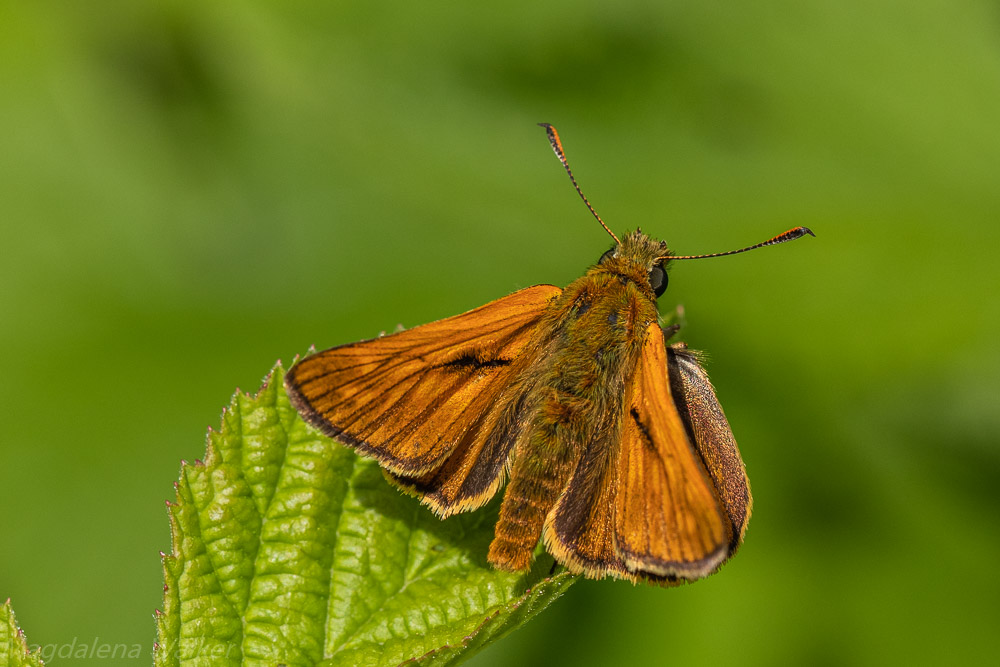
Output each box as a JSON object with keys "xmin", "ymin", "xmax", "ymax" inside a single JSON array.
[{"xmin": 286, "ymin": 124, "xmax": 813, "ymax": 584}]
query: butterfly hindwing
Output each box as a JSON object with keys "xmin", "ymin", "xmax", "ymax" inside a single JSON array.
[
  {"xmin": 666, "ymin": 344, "xmax": 751, "ymax": 549},
  {"xmin": 542, "ymin": 418, "xmax": 628, "ymax": 580},
  {"xmin": 285, "ymin": 284, "xmax": 562, "ymax": 491},
  {"xmin": 386, "ymin": 380, "xmax": 535, "ymax": 517}
]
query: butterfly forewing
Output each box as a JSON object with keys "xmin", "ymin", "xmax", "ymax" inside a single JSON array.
[
  {"xmin": 613, "ymin": 324, "xmax": 732, "ymax": 579},
  {"xmin": 285, "ymin": 285, "xmax": 562, "ymax": 479}
]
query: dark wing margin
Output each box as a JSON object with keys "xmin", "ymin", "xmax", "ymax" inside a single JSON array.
[{"xmin": 284, "ymin": 284, "xmax": 562, "ymax": 513}]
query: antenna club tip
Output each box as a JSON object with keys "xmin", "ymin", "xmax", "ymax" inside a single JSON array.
[{"xmin": 538, "ymin": 123, "xmax": 562, "ymax": 148}]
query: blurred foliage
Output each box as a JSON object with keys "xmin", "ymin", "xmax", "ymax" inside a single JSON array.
[{"xmin": 0, "ymin": 0, "xmax": 997, "ymax": 665}]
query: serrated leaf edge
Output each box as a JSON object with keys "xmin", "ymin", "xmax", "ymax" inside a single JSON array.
[
  {"xmin": 2, "ymin": 599, "xmax": 45, "ymax": 667},
  {"xmin": 401, "ymin": 571, "xmax": 575, "ymax": 666}
]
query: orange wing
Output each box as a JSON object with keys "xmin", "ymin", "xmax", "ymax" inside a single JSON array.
[
  {"xmin": 285, "ymin": 285, "xmax": 561, "ymax": 507},
  {"xmin": 543, "ymin": 323, "xmax": 734, "ymax": 583},
  {"xmin": 613, "ymin": 323, "xmax": 731, "ymax": 579}
]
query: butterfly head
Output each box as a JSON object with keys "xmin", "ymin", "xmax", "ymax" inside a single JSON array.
[{"xmin": 596, "ymin": 229, "xmax": 671, "ymax": 299}]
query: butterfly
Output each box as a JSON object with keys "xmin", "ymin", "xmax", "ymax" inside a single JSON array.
[{"xmin": 285, "ymin": 124, "xmax": 813, "ymax": 584}]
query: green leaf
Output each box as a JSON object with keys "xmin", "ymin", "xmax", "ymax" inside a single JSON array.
[
  {"xmin": 0, "ymin": 600, "xmax": 44, "ymax": 667},
  {"xmin": 155, "ymin": 362, "xmax": 576, "ymax": 667}
]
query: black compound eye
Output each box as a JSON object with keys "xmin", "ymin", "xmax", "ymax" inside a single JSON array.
[
  {"xmin": 648, "ymin": 265, "xmax": 668, "ymax": 297},
  {"xmin": 598, "ymin": 247, "xmax": 616, "ymax": 264}
]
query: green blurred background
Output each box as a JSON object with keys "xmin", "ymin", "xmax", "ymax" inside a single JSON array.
[{"xmin": 2, "ymin": 0, "xmax": 998, "ymax": 664}]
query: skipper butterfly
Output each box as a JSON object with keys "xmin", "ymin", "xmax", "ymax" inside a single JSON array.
[{"xmin": 285, "ymin": 124, "xmax": 812, "ymax": 584}]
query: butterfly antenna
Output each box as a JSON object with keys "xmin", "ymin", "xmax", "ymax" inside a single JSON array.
[
  {"xmin": 662, "ymin": 226, "xmax": 815, "ymax": 261},
  {"xmin": 539, "ymin": 123, "xmax": 621, "ymax": 246}
]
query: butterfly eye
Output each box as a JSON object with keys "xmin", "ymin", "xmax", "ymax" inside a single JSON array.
[
  {"xmin": 599, "ymin": 247, "xmax": 616, "ymax": 264},
  {"xmin": 648, "ymin": 265, "xmax": 668, "ymax": 297}
]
